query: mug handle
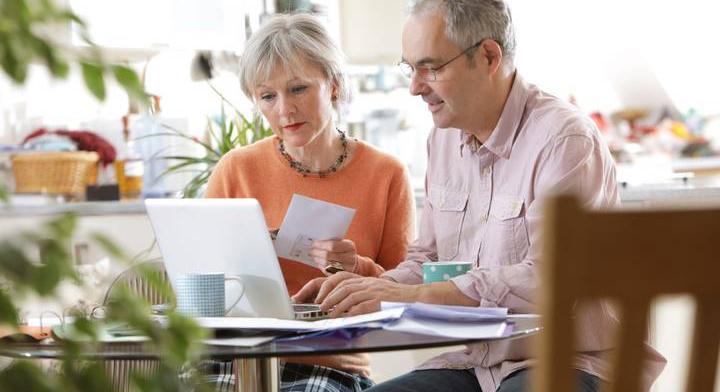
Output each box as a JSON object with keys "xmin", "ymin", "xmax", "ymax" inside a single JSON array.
[{"xmin": 224, "ymin": 276, "xmax": 245, "ymax": 315}]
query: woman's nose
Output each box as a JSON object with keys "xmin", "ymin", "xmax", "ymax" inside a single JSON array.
[{"xmin": 278, "ymin": 95, "xmax": 296, "ymax": 116}]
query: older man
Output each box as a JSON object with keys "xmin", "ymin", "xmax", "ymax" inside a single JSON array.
[{"xmin": 294, "ymin": 1, "xmax": 665, "ymax": 391}]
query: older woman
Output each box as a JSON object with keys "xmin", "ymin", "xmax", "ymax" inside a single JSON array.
[{"xmin": 205, "ymin": 13, "xmax": 415, "ymax": 392}]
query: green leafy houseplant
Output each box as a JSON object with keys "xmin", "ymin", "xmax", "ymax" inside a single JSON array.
[
  {"xmin": 152, "ymin": 84, "xmax": 273, "ymax": 198},
  {"xmin": 1, "ymin": 1, "xmax": 209, "ymax": 390}
]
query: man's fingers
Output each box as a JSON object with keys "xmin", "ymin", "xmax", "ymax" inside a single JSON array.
[
  {"xmin": 346, "ymin": 298, "xmax": 381, "ymax": 316},
  {"xmin": 321, "ymin": 279, "xmax": 368, "ymax": 311},
  {"xmin": 292, "ymin": 277, "xmax": 325, "ymax": 303},
  {"xmin": 315, "ymin": 272, "xmax": 359, "ymax": 303},
  {"xmin": 328, "ymin": 290, "xmax": 378, "ymax": 317}
]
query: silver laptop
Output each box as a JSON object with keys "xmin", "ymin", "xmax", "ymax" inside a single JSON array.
[{"xmin": 145, "ymin": 198, "xmax": 326, "ymax": 320}]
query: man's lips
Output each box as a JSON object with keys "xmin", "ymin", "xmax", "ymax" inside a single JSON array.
[
  {"xmin": 426, "ymin": 100, "xmax": 444, "ymax": 113},
  {"xmin": 283, "ymin": 122, "xmax": 305, "ymax": 132}
]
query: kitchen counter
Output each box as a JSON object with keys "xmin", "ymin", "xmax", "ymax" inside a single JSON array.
[
  {"xmin": 3, "ymin": 176, "xmax": 720, "ymax": 219},
  {"xmin": 619, "ymin": 181, "xmax": 720, "ymax": 204},
  {"xmin": 0, "ymin": 198, "xmax": 145, "ymax": 217}
]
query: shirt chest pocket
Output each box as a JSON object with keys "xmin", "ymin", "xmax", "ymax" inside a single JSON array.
[
  {"xmin": 428, "ymin": 185, "xmax": 469, "ymax": 261},
  {"xmin": 482, "ymin": 195, "xmax": 529, "ymax": 265}
]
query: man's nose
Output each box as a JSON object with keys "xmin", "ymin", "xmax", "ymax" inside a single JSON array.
[{"xmin": 408, "ymin": 73, "xmax": 429, "ymax": 96}]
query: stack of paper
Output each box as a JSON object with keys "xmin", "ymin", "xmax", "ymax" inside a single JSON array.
[
  {"xmin": 197, "ymin": 303, "xmax": 510, "ymax": 345},
  {"xmin": 380, "ymin": 302, "xmax": 510, "ymax": 339}
]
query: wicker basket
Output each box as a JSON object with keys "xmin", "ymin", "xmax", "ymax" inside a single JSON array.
[{"xmin": 11, "ymin": 151, "xmax": 99, "ymax": 195}]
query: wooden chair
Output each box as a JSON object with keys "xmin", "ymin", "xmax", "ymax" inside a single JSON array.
[{"xmin": 534, "ymin": 195, "xmax": 720, "ymax": 392}]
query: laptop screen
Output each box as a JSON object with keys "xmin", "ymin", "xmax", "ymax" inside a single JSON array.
[{"xmin": 145, "ymin": 198, "xmax": 296, "ymax": 319}]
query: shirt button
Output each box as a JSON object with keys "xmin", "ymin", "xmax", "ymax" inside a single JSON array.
[{"xmin": 483, "ymin": 167, "xmax": 492, "ymax": 176}]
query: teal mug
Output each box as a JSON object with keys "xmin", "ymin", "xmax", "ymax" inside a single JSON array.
[{"xmin": 422, "ymin": 261, "xmax": 473, "ymax": 283}]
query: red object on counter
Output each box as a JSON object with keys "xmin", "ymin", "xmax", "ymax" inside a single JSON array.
[{"xmin": 23, "ymin": 128, "xmax": 117, "ymax": 166}]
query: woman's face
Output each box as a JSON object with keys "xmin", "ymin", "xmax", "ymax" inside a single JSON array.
[{"xmin": 254, "ymin": 60, "xmax": 336, "ymax": 148}]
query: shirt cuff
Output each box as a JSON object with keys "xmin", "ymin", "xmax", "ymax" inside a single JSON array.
[
  {"xmin": 450, "ymin": 269, "xmax": 511, "ymax": 305},
  {"xmin": 381, "ymin": 267, "xmax": 423, "ymax": 285}
]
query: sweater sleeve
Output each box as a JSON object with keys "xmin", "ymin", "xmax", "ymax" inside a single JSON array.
[{"xmin": 355, "ymin": 163, "xmax": 415, "ymax": 277}]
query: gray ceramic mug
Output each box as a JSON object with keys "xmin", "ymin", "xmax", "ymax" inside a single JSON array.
[{"xmin": 175, "ymin": 272, "xmax": 244, "ymax": 317}]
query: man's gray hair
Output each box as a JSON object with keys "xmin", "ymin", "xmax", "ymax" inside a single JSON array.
[
  {"xmin": 238, "ymin": 13, "xmax": 350, "ymax": 108},
  {"xmin": 408, "ymin": 0, "xmax": 516, "ymax": 64}
]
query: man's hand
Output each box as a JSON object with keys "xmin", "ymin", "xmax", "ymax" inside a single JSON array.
[
  {"xmin": 319, "ymin": 279, "xmax": 481, "ymax": 317},
  {"xmin": 319, "ymin": 277, "xmax": 419, "ymax": 317},
  {"xmin": 291, "ymin": 271, "xmax": 360, "ymax": 304}
]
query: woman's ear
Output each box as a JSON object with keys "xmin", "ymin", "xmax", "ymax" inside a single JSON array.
[{"xmin": 331, "ymin": 82, "xmax": 338, "ymax": 101}]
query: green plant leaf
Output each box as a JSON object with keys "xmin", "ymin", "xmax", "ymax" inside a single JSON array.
[
  {"xmin": 90, "ymin": 232, "xmax": 126, "ymax": 259},
  {"xmin": 29, "ymin": 35, "xmax": 68, "ymax": 78},
  {"xmin": 111, "ymin": 64, "xmax": 148, "ymax": 106},
  {"xmin": 0, "ymin": 289, "xmax": 19, "ymax": 327},
  {"xmin": 0, "ymin": 35, "xmax": 27, "ymax": 83},
  {"xmin": 81, "ymin": 61, "xmax": 106, "ymax": 100},
  {"xmin": 46, "ymin": 213, "xmax": 77, "ymax": 241},
  {"xmin": 0, "ymin": 242, "xmax": 35, "ymax": 283},
  {"xmin": 62, "ymin": 361, "xmax": 112, "ymax": 392},
  {"xmin": 0, "ymin": 361, "xmax": 56, "ymax": 392}
]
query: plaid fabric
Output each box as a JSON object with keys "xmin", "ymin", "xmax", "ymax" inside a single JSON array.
[
  {"xmin": 185, "ymin": 359, "xmax": 235, "ymax": 391},
  {"xmin": 280, "ymin": 362, "xmax": 374, "ymax": 392},
  {"xmin": 192, "ymin": 360, "xmax": 374, "ymax": 392}
]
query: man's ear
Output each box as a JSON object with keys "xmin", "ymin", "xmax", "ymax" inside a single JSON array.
[{"xmin": 480, "ymin": 39, "xmax": 504, "ymax": 76}]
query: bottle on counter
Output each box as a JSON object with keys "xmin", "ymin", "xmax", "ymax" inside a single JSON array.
[
  {"xmin": 132, "ymin": 95, "xmax": 167, "ymax": 198},
  {"xmin": 114, "ymin": 115, "xmax": 144, "ymax": 199}
]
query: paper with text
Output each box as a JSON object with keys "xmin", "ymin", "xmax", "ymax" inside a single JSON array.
[{"xmin": 275, "ymin": 194, "xmax": 356, "ymax": 268}]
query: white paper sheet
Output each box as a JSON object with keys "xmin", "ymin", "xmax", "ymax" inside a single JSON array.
[
  {"xmin": 203, "ymin": 336, "xmax": 277, "ymax": 347},
  {"xmin": 382, "ymin": 317, "xmax": 509, "ymax": 339},
  {"xmin": 194, "ymin": 308, "xmax": 405, "ymax": 332},
  {"xmin": 274, "ymin": 194, "xmax": 356, "ymax": 268},
  {"xmin": 381, "ymin": 302, "xmax": 507, "ymax": 322}
]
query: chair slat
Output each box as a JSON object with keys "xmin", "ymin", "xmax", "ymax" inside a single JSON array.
[
  {"xmin": 684, "ymin": 297, "xmax": 720, "ymax": 392},
  {"xmin": 607, "ymin": 300, "xmax": 649, "ymax": 392}
]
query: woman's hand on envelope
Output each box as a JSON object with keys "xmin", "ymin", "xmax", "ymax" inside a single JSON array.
[{"xmin": 309, "ymin": 239, "xmax": 358, "ymax": 275}]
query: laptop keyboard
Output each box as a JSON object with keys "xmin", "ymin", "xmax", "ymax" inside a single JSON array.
[{"xmin": 293, "ymin": 303, "xmax": 329, "ymax": 320}]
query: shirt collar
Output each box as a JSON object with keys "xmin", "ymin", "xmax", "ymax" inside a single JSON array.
[{"xmin": 460, "ymin": 72, "xmax": 530, "ymax": 159}]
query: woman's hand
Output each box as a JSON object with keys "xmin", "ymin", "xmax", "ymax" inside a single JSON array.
[{"xmin": 309, "ymin": 239, "xmax": 358, "ymax": 275}]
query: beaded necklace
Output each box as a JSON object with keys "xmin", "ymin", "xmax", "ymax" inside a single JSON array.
[{"xmin": 278, "ymin": 129, "xmax": 348, "ymax": 178}]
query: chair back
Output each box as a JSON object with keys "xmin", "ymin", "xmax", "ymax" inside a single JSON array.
[
  {"xmin": 104, "ymin": 260, "xmax": 171, "ymax": 306},
  {"xmin": 534, "ymin": 195, "xmax": 720, "ymax": 392},
  {"xmin": 102, "ymin": 260, "xmax": 169, "ymax": 392}
]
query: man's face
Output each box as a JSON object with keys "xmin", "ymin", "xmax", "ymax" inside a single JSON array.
[{"xmin": 401, "ymin": 11, "xmax": 488, "ymax": 130}]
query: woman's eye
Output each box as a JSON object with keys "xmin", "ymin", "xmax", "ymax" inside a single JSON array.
[
  {"xmin": 260, "ymin": 93, "xmax": 275, "ymax": 101},
  {"xmin": 290, "ymin": 85, "xmax": 307, "ymax": 94}
]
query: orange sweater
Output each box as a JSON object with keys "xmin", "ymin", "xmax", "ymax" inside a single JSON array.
[{"xmin": 205, "ymin": 136, "xmax": 415, "ymax": 376}]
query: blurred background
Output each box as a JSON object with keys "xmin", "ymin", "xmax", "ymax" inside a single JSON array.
[{"xmin": 2, "ymin": 0, "xmax": 719, "ymax": 196}]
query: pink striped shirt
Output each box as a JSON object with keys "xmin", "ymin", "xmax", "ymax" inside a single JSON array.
[{"xmin": 383, "ymin": 73, "xmax": 665, "ymax": 391}]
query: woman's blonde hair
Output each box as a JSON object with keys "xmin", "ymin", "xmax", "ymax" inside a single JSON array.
[{"xmin": 239, "ymin": 13, "xmax": 350, "ymax": 109}]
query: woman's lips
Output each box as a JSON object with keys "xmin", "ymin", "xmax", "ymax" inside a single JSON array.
[{"xmin": 283, "ymin": 122, "xmax": 305, "ymax": 132}]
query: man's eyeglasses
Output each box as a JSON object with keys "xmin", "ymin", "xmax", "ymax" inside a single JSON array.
[{"xmin": 398, "ymin": 39, "xmax": 486, "ymax": 82}]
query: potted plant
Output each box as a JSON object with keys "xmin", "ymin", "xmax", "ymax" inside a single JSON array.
[{"xmin": 150, "ymin": 84, "xmax": 273, "ymax": 198}]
